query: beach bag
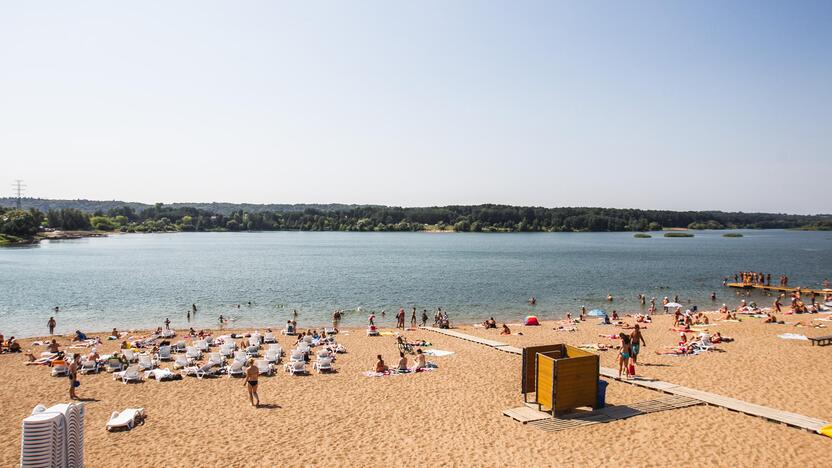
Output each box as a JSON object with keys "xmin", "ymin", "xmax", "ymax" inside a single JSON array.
[{"xmin": 628, "ymin": 364, "xmax": 635, "ymax": 376}]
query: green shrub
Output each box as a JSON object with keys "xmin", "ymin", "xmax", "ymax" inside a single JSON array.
[
  {"xmin": 664, "ymin": 232, "xmax": 694, "ymax": 238},
  {"xmin": 634, "ymin": 233, "xmax": 652, "ymax": 238}
]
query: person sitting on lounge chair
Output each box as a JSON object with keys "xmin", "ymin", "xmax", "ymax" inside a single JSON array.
[{"xmin": 48, "ymin": 339, "xmax": 60, "ymax": 354}]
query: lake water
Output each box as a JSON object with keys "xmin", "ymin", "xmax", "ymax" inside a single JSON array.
[{"xmin": 1, "ymin": 230, "xmax": 830, "ymax": 337}]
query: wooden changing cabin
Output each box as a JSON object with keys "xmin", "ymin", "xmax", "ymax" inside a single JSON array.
[{"xmin": 521, "ymin": 344, "xmax": 600, "ymax": 416}]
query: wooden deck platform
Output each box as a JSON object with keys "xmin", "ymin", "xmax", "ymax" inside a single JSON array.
[
  {"xmin": 726, "ymin": 283, "xmax": 829, "ymax": 295},
  {"xmin": 511, "ymin": 395, "xmax": 702, "ymax": 433},
  {"xmin": 420, "ymin": 326, "xmax": 831, "ymax": 435}
]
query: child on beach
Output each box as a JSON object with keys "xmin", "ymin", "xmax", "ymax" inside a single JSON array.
[{"xmin": 618, "ymin": 333, "xmax": 632, "ymax": 379}]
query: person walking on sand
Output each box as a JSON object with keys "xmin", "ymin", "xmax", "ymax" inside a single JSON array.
[
  {"xmin": 421, "ymin": 309, "xmax": 428, "ymax": 327},
  {"xmin": 47, "ymin": 317, "xmax": 56, "ymax": 335},
  {"xmin": 68, "ymin": 354, "xmax": 80, "ymax": 400},
  {"xmin": 618, "ymin": 333, "xmax": 632, "ymax": 380},
  {"xmin": 410, "ymin": 307, "xmax": 417, "ymax": 329},
  {"xmin": 243, "ymin": 359, "xmax": 260, "ymax": 407},
  {"xmin": 630, "ymin": 324, "xmax": 646, "ymax": 366}
]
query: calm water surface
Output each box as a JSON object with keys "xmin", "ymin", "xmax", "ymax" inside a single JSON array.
[{"xmin": 1, "ymin": 230, "xmax": 830, "ymax": 337}]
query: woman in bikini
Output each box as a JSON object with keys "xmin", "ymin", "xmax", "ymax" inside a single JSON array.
[
  {"xmin": 243, "ymin": 359, "xmax": 260, "ymax": 407},
  {"xmin": 618, "ymin": 333, "xmax": 631, "ymax": 379}
]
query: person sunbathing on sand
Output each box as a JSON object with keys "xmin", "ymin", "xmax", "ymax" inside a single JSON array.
[
  {"xmin": 764, "ymin": 313, "xmax": 778, "ymax": 323},
  {"xmin": 396, "ymin": 352, "xmax": 409, "ymax": 371},
  {"xmin": 374, "ymin": 355, "xmax": 388, "ymax": 373},
  {"xmin": 411, "ymin": 349, "xmax": 426, "ymax": 371}
]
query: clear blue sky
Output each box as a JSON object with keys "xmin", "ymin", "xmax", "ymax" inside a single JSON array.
[{"xmin": 2, "ymin": 1, "xmax": 830, "ymax": 213}]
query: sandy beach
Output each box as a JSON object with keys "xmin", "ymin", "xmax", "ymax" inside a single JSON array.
[{"xmin": 1, "ymin": 312, "xmax": 831, "ymax": 467}]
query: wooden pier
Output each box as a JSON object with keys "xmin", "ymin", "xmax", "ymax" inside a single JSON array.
[{"xmin": 726, "ymin": 283, "xmax": 829, "ymax": 295}]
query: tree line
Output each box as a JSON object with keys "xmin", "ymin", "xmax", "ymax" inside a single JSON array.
[{"xmin": 2, "ymin": 203, "xmax": 830, "ymax": 238}]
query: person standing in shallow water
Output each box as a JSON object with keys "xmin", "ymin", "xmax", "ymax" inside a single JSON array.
[{"xmin": 48, "ymin": 317, "xmax": 56, "ymax": 335}]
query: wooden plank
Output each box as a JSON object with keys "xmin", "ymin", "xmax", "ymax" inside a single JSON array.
[
  {"xmin": 495, "ymin": 345, "xmax": 522, "ymax": 354},
  {"xmin": 502, "ymin": 406, "xmax": 551, "ymax": 423}
]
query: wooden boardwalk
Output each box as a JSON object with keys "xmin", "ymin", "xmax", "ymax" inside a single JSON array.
[
  {"xmin": 421, "ymin": 326, "xmax": 831, "ymax": 435},
  {"xmin": 726, "ymin": 282, "xmax": 828, "ymax": 295},
  {"xmin": 518, "ymin": 395, "xmax": 702, "ymax": 433}
]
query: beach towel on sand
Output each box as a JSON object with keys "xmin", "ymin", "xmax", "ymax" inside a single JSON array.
[{"xmin": 422, "ymin": 349, "xmax": 454, "ymax": 357}]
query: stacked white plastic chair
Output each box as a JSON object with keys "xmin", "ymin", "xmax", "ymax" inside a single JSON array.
[{"xmin": 22, "ymin": 402, "xmax": 85, "ymax": 468}]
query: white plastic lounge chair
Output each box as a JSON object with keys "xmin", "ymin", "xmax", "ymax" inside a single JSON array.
[
  {"xmin": 79, "ymin": 360, "xmax": 99, "ymax": 374},
  {"xmin": 106, "ymin": 408, "xmax": 145, "ymax": 431},
  {"xmin": 219, "ymin": 344, "xmax": 235, "ymax": 358},
  {"xmin": 316, "ymin": 349, "xmax": 331, "ymax": 360},
  {"xmin": 324, "ymin": 327, "xmax": 336, "ymax": 335},
  {"xmin": 296, "ymin": 343, "xmax": 310, "ymax": 354},
  {"xmin": 122, "ymin": 348, "xmax": 138, "ymax": 363},
  {"xmin": 255, "ymin": 359, "xmax": 274, "ymax": 376},
  {"xmin": 250, "ymin": 334, "xmax": 262, "ymax": 346},
  {"xmin": 282, "ymin": 326, "xmax": 296, "ymax": 336},
  {"xmin": 264, "ymin": 349, "xmax": 280, "ymax": 364},
  {"xmin": 289, "ymin": 350, "xmax": 304, "ymax": 363},
  {"xmin": 173, "ymin": 355, "xmax": 191, "ymax": 369},
  {"xmin": 303, "ymin": 335, "xmax": 313, "ymax": 344},
  {"xmin": 157, "ymin": 345, "xmax": 173, "ymax": 361},
  {"xmin": 172, "ymin": 341, "xmax": 186, "ymax": 352},
  {"xmin": 185, "ymin": 346, "xmax": 202, "ymax": 360},
  {"xmin": 233, "ymin": 350, "xmax": 247, "ymax": 363},
  {"xmin": 119, "ymin": 366, "xmax": 143, "ymax": 384},
  {"xmin": 263, "ymin": 332, "xmax": 276, "ymax": 343},
  {"xmin": 226, "ymin": 360, "xmax": 245, "ymax": 378},
  {"xmin": 137, "ymin": 354, "xmax": 157, "ymax": 371},
  {"xmin": 184, "ymin": 363, "xmax": 218, "ymax": 379},
  {"xmin": 51, "ymin": 361, "xmax": 69, "ymax": 377},
  {"xmin": 367, "ymin": 327, "xmax": 380, "ymax": 337},
  {"xmin": 195, "ymin": 340, "xmax": 210, "ymax": 352},
  {"xmin": 245, "ymin": 345, "xmax": 260, "ymax": 358},
  {"xmin": 268, "ymin": 343, "xmax": 283, "ymax": 353},
  {"xmin": 208, "ymin": 352, "xmax": 224, "ymax": 367},
  {"xmin": 161, "ymin": 328, "xmax": 175, "ymax": 338},
  {"xmin": 284, "ymin": 360, "xmax": 306, "ymax": 375},
  {"xmin": 105, "ymin": 357, "xmax": 125, "ymax": 373},
  {"xmin": 312, "ymin": 357, "xmax": 333, "ymax": 373}
]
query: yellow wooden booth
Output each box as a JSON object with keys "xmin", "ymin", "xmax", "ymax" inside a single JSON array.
[{"xmin": 521, "ymin": 344, "xmax": 600, "ymax": 416}]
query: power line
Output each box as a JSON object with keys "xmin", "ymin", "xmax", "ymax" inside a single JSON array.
[{"xmin": 12, "ymin": 179, "xmax": 26, "ymax": 209}]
